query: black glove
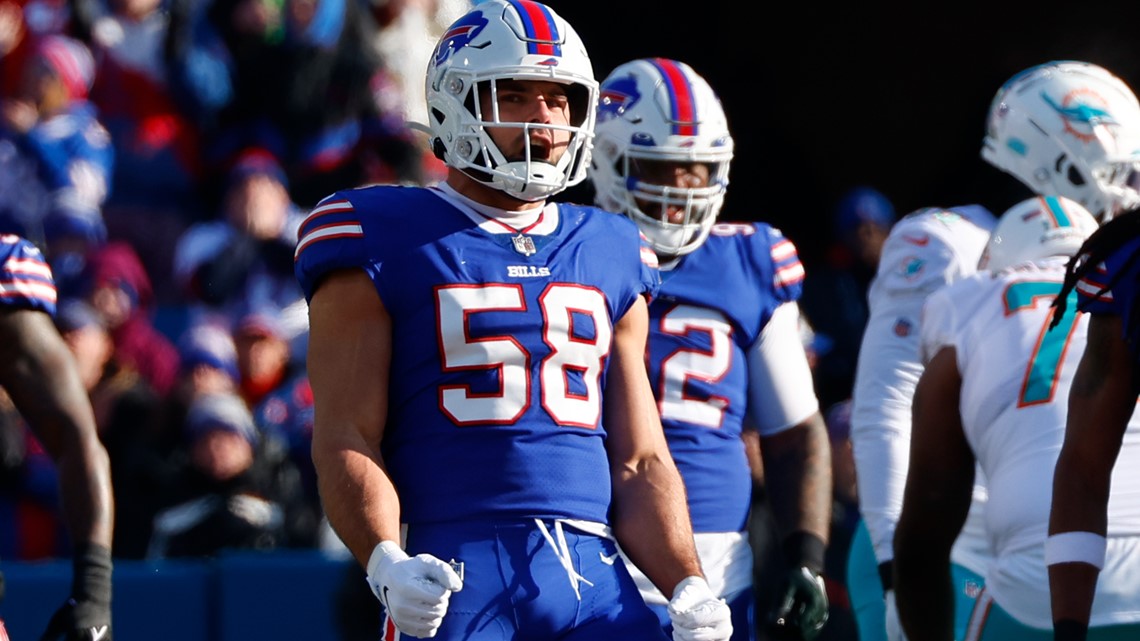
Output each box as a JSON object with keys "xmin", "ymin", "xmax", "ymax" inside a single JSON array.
[
  {"xmin": 40, "ymin": 544, "xmax": 112, "ymax": 641},
  {"xmin": 767, "ymin": 565, "xmax": 829, "ymax": 640}
]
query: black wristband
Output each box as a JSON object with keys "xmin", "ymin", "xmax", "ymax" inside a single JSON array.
[
  {"xmin": 878, "ymin": 560, "xmax": 893, "ymax": 592},
  {"xmin": 72, "ymin": 543, "xmax": 112, "ymax": 607},
  {"xmin": 782, "ymin": 531, "xmax": 826, "ymax": 575},
  {"xmin": 1054, "ymin": 619, "xmax": 1089, "ymax": 641}
]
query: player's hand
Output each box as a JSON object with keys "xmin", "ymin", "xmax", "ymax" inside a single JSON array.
[
  {"xmin": 667, "ymin": 576, "xmax": 733, "ymax": 641},
  {"xmin": 40, "ymin": 544, "xmax": 113, "ymax": 641},
  {"xmin": 366, "ymin": 541, "xmax": 463, "ymax": 639},
  {"xmin": 767, "ymin": 566, "xmax": 828, "ymax": 640},
  {"xmin": 39, "ymin": 599, "xmax": 111, "ymax": 641},
  {"xmin": 884, "ymin": 589, "xmax": 908, "ymax": 641}
]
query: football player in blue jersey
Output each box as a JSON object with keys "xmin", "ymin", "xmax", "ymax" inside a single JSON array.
[
  {"xmin": 588, "ymin": 58, "xmax": 833, "ymax": 641},
  {"xmin": 0, "ymin": 234, "xmax": 114, "ymax": 641},
  {"xmin": 295, "ymin": 2, "xmax": 732, "ymax": 640},
  {"xmin": 1049, "ymin": 204, "xmax": 1140, "ymax": 641}
]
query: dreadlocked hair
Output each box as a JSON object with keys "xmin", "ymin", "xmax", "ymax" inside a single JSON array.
[{"xmin": 1052, "ymin": 206, "xmax": 1140, "ymax": 329}]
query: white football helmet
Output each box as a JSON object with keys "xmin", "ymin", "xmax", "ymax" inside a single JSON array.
[
  {"xmin": 424, "ymin": 0, "xmax": 598, "ymax": 201},
  {"xmin": 982, "ymin": 61, "xmax": 1140, "ymax": 221},
  {"xmin": 590, "ymin": 58, "xmax": 733, "ymax": 258},
  {"xmin": 978, "ymin": 195, "xmax": 1097, "ymax": 272}
]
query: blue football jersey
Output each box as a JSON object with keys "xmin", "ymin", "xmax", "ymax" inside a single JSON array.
[
  {"xmin": 295, "ymin": 186, "xmax": 660, "ymax": 526},
  {"xmin": 648, "ymin": 222, "xmax": 804, "ymax": 533},
  {"xmin": 0, "ymin": 234, "xmax": 57, "ymax": 316},
  {"xmin": 1075, "ymin": 235, "xmax": 1140, "ymax": 359}
]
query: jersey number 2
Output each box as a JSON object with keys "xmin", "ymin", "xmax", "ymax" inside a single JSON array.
[{"xmin": 657, "ymin": 305, "xmax": 733, "ymax": 428}]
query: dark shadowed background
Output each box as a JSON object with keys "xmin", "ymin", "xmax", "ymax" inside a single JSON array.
[{"xmin": 555, "ymin": 1, "xmax": 1140, "ymax": 261}]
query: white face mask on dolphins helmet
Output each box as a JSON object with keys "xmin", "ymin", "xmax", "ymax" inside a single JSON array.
[
  {"xmin": 590, "ymin": 58, "xmax": 734, "ymax": 258},
  {"xmin": 982, "ymin": 61, "xmax": 1140, "ymax": 222},
  {"xmin": 424, "ymin": 0, "xmax": 598, "ymax": 202}
]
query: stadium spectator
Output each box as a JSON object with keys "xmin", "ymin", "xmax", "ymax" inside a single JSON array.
[
  {"xmin": 799, "ymin": 186, "xmax": 895, "ymax": 408},
  {"xmin": 74, "ymin": 0, "xmax": 221, "ymax": 297},
  {"xmin": 79, "ymin": 240, "xmax": 181, "ymax": 398},
  {"xmin": 172, "ymin": 147, "xmax": 308, "ymax": 346},
  {"xmin": 206, "ymin": 0, "xmax": 427, "ymax": 208},
  {"xmin": 147, "ymin": 391, "xmax": 292, "ymax": 558},
  {"xmin": 0, "ymin": 34, "xmax": 112, "ymax": 247},
  {"xmin": 252, "ymin": 361, "xmax": 319, "ymax": 547}
]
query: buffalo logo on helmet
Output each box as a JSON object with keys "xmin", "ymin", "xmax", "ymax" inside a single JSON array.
[
  {"xmin": 432, "ymin": 10, "xmax": 489, "ymax": 67},
  {"xmin": 598, "ymin": 73, "xmax": 641, "ymax": 124},
  {"xmin": 1042, "ymin": 88, "xmax": 1117, "ymax": 143}
]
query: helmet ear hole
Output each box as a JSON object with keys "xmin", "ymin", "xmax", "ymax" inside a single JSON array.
[{"xmin": 1067, "ymin": 165, "xmax": 1086, "ymax": 186}]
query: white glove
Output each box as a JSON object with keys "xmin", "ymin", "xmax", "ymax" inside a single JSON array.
[
  {"xmin": 667, "ymin": 576, "xmax": 733, "ymax": 641},
  {"xmin": 366, "ymin": 541, "xmax": 464, "ymax": 639},
  {"xmin": 884, "ymin": 589, "xmax": 908, "ymax": 641}
]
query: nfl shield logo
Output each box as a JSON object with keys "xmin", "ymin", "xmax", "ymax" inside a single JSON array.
[
  {"xmin": 512, "ymin": 234, "xmax": 537, "ymax": 257},
  {"xmin": 893, "ymin": 318, "xmax": 911, "ymax": 337}
]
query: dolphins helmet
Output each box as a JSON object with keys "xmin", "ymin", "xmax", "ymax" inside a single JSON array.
[
  {"xmin": 425, "ymin": 0, "xmax": 598, "ymax": 201},
  {"xmin": 982, "ymin": 61, "xmax": 1140, "ymax": 221},
  {"xmin": 978, "ymin": 195, "xmax": 1098, "ymax": 272},
  {"xmin": 591, "ymin": 58, "xmax": 734, "ymax": 258}
]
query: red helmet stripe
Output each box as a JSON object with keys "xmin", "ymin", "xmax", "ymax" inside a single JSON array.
[
  {"xmin": 509, "ymin": 0, "xmax": 561, "ymax": 56},
  {"xmin": 651, "ymin": 58, "xmax": 697, "ymax": 136}
]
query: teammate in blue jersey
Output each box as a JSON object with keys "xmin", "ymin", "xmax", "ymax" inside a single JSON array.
[
  {"xmin": 1049, "ymin": 205, "xmax": 1140, "ymax": 641},
  {"xmin": 588, "ymin": 58, "xmax": 832, "ymax": 641},
  {"xmin": 0, "ymin": 234, "xmax": 114, "ymax": 641},
  {"xmin": 295, "ymin": 3, "xmax": 732, "ymax": 640}
]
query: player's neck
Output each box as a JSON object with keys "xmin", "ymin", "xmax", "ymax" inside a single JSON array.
[{"xmin": 445, "ymin": 170, "xmax": 544, "ymax": 213}]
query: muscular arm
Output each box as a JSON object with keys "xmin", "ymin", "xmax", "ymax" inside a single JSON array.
[
  {"xmin": 760, "ymin": 412, "xmax": 832, "ymax": 557},
  {"xmin": 894, "ymin": 347, "xmax": 974, "ymax": 641},
  {"xmin": 1049, "ymin": 313, "xmax": 1137, "ymax": 626},
  {"xmin": 747, "ymin": 302, "xmax": 831, "ymax": 554},
  {"xmin": 606, "ymin": 296, "xmax": 703, "ymax": 598},
  {"xmin": 0, "ymin": 308, "xmax": 112, "ymax": 549},
  {"xmin": 307, "ymin": 270, "xmax": 401, "ymax": 568}
]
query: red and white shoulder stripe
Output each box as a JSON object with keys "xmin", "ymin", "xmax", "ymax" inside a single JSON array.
[
  {"xmin": 1, "ymin": 253, "xmax": 56, "ymax": 305},
  {"xmin": 770, "ymin": 237, "xmax": 805, "ymax": 288},
  {"xmin": 294, "ymin": 198, "xmax": 363, "ymax": 259},
  {"xmin": 1075, "ymin": 262, "xmax": 1113, "ymax": 302}
]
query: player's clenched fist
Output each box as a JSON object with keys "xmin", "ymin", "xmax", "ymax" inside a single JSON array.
[
  {"xmin": 366, "ymin": 541, "xmax": 464, "ymax": 639},
  {"xmin": 667, "ymin": 576, "xmax": 733, "ymax": 641}
]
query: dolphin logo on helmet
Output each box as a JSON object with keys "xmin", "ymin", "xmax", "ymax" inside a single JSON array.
[{"xmin": 1042, "ymin": 90, "xmax": 1117, "ymax": 143}]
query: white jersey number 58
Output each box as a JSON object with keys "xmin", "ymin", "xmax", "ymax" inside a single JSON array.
[{"xmin": 436, "ymin": 283, "xmax": 611, "ymax": 427}]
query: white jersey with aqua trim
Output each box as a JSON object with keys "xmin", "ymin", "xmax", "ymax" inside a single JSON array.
[
  {"xmin": 920, "ymin": 257, "xmax": 1140, "ymax": 628},
  {"xmin": 850, "ymin": 205, "xmax": 995, "ymax": 572}
]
